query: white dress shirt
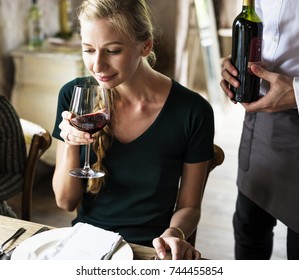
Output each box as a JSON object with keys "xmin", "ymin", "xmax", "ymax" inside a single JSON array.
[{"xmin": 256, "ymin": 0, "xmax": 299, "ymax": 113}]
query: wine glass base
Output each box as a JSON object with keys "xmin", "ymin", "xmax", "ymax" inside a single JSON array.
[{"xmin": 69, "ymin": 168, "xmax": 105, "ymax": 179}]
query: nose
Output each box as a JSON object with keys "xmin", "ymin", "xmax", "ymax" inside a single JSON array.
[{"xmin": 93, "ymin": 52, "xmax": 107, "ymax": 73}]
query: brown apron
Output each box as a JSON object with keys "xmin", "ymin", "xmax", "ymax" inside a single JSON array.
[{"xmin": 237, "ymin": 109, "xmax": 299, "ymax": 233}]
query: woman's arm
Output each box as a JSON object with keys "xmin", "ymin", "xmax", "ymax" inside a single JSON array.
[
  {"xmin": 52, "ymin": 141, "xmax": 83, "ymax": 211},
  {"xmin": 169, "ymin": 161, "xmax": 208, "ymax": 238},
  {"xmin": 152, "ymin": 161, "xmax": 209, "ymax": 260},
  {"xmin": 52, "ymin": 111, "xmax": 93, "ymax": 211}
]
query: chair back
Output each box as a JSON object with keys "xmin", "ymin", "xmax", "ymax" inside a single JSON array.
[
  {"xmin": 186, "ymin": 144, "xmax": 225, "ymax": 246},
  {"xmin": 21, "ymin": 119, "xmax": 52, "ymax": 220}
]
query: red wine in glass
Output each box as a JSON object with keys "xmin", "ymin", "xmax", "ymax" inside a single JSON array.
[{"xmin": 70, "ymin": 111, "xmax": 109, "ymax": 135}]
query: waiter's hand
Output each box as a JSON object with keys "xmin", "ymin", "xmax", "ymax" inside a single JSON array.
[
  {"xmin": 220, "ymin": 56, "xmax": 239, "ymax": 103},
  {"xmin": 242, "ymin": 65, "xmax": 296, "ymax": 113}
]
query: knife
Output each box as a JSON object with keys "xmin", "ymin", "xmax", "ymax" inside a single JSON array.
[{"xmin": 0, "ymin": 226, "xmax": 50, "ymax": 260}]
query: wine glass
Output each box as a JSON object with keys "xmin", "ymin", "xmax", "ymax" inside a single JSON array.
[{"xmin": 68, "ymin": 84, "xmax": 110, "ymax": 178}]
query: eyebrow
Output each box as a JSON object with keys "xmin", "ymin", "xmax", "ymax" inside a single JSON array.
[{"xmin": 81, "ymin": 41, "xmax": 124, "ymax": 47}]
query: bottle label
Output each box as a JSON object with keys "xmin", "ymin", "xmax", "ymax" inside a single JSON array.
[{"xmin": 248, "ymin": 37, "xmax": 262, "ymax": 64}]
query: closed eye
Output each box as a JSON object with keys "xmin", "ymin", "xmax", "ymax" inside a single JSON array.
[
  {"xmin": 106, "ymin": 49, "xmax": 121, "ymax": 55},
  {"xmin": 82, "ymin": 48, "xmax": 95, "ymax": 53}
]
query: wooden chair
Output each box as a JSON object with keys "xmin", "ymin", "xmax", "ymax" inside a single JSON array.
[
  {"xmin": 20, "ymin": 119, "xmax": 52, "ymax": 221},
  {"xmin": 186, "ymin": 144, "xmax": 225, "ymax": 246},
  {"xmin": 0, "ymin": 95, "xmax": 51, "ymax": 221}
]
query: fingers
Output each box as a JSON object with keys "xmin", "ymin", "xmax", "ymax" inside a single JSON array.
[
  {"xmin": 250, "ymin": 64, "xmax": 265, "ymax": 76},
  {"xmin": 222, "ymin": 56, "xmax": 238, "ymax": 77},
  {"xmin": 220, "ymin": 57, "xmax": 239, "ymax": 102},
  {"xmin": 168, "ymin": 239, "xmax": 181, "ymax": 260},
  {"xmin": 153, "ymin": 237, "xmax": 201, "ymax": 260},
  {"xmin": 66, "ymin": 133, "xmax": 71, "ymax": 142},
  {"xmin": 153, "ymin": 237, "xmax": 180, "ymax": 260},
  {"xmin": 59, "ymin": 111, "xmax": 93, "ymax": 145},
  {"xmin": 152, "ymin": 237, "xmax": 167, "ymax": 259},
  {"xmin": 220, "ymin": 78, "xmax": 237, "ymax": 102},
  {"xmin": 250, "ymin": 64, "xmax": 281, "ymax": 86},
  {"xmin": 178, "ymin": 243, "xmax": 201, "ymax": 260},
  {"xmin": 193, "ymin": 249, "xmax": 201, "ymax": 260},
  {"xmin": 246, "ymin": 66, "xmax": 296, "ymax": 112},
  {"xmin": 62, "ymin": 110, "xmax": 72, "ymax": 120}
]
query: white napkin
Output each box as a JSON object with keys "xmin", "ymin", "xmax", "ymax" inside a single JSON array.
[{"xmin": 35, "ymin": 223, "xmax": 123, "ymax": 260}]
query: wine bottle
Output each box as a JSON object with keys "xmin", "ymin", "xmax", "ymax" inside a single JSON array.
[
  {"xmin": 27, "ymin": 0, "xmax": 44, "ymax": 50},
  {"xmin": 59, "ymin": 0, "xmax": 73, "ymax": 39},
  {"xmin": 230, "ymin": 0, "xmax": 263, "ymax": 103}
]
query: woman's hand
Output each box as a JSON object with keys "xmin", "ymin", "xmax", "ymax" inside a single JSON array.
[
  {"xmin": 152, "ymin": 236, "xmax": 201, "ymax": 260},
  {"xmin": 59, "ymin": 111, "xmax": 93, "ymax": 145},
  {"xmin": 152, "ymin": 162, "xmax": 207, "ymax": 260}
]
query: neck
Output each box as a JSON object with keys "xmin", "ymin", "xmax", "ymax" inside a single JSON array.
[{"xmin": 115, "ymin": 59, "xmax": 159, "ymax": 98}]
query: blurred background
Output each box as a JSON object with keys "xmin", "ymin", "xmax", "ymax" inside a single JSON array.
[{"xmin": 0, "ymin": 0, "xmax": 240, "ymax": 102}]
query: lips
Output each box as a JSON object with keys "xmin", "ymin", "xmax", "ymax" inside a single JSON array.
[{"xmin": 96, "ymin": 73, "xmax": 117, "ymax": 82}]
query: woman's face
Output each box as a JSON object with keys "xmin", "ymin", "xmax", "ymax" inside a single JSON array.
[{"xmin": 80, "ymin": 18, "xmax": 145, "ymax": 89}]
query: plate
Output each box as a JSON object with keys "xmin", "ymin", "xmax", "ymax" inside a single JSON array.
[{"xmin": 11, "ymin": 227, "xmax": 133, "ymax": 260}]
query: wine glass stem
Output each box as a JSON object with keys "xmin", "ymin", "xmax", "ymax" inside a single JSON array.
[{"xmin": 83, "ymin": 143, "xmax": 91, "ymax": 171}]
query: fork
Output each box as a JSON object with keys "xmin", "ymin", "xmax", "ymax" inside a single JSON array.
[{"xmin": 0, "ymin": 227, "xmax": 26, "ymax": 256}]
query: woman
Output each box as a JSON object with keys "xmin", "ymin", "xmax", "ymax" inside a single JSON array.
[{"xmin": 52, "ymin": 0, "xmax": 214, "ymax": 260}]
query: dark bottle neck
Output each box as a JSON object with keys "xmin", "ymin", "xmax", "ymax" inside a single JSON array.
[{"xmin": 242, "ymin": 0, "xmax": 256, "ymax": 16}]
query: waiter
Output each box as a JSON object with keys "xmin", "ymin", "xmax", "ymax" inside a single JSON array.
[{"xmin": 220, "ymin": 0, "xmax": 299, "ymax": 259}]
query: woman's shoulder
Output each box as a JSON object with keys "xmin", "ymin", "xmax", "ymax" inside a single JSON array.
[
  {"xmin": 171, "ymin": 80, "xmax": 201, "ymax": 98},
  {"xmin": 170, "ymin": 80, "xmax": 213, "ymax": 109}
]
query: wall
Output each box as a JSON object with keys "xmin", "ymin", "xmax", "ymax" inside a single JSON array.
[
  {"xmin": 0, "ymin": 0, "xmax": 176, "ymax": 100},
  {"xmin": 0, "ymin": 0, "xmax": 60, "ymax": 99},
  {"xmin": 218, "ymin": 0, "xmax": 242, "ymax": 28},
  {"xmin": 216, "ymin": 0, "xmax": 242, "ymax": 57},
  {"xmin": 0, "ymin": 0, "xmax": 242, "ymax": 100}
]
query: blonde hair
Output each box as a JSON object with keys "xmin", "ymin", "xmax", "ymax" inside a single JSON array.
[
  {"xmin": 78, "ymin": 0, "xmax": 158, "ymax": 67},
  {"xmin": 77, "ymin": 0, "xmax": 158, "ymax": 193}
]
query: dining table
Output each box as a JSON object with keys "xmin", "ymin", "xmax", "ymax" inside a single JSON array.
[{"xmin": 0, "ymin": 215, "xmax": 172, "ymax": 260}]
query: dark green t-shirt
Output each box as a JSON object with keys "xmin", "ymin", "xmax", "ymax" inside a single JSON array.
[{"xmin": 52, "ymin": 77, "xmax": 214, "ymax": 246}]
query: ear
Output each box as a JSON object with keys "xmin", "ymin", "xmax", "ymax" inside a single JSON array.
[{"xmin": 141, "ymin": 38, "xmax": 153, "ymax": 56}]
